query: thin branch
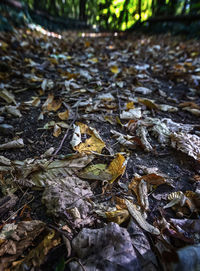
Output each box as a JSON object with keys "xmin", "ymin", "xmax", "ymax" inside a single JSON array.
[{"xmin": 53, "ymin": 100, "xmax": 81, "ymax": 156}]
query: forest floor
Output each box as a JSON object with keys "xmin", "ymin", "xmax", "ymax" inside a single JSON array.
[{"xmin": 0, "ymin": 27, "xmax": 200, "ymax": 271}]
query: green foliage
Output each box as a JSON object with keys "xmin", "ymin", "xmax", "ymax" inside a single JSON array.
[{"xmin": 3, "ymin": 0, "xmax": 200, "ymax": 31}]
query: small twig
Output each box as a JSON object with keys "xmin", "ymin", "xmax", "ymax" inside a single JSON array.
[
  {"xmin": 116, "ymin": 89, "xmax": 122, "ymax": 116},
  {"xmin": 53, "ymin": 100, "xmax": 81, "ymax": 156},
  {"xmin": 65, "ymin": 257, "xmax": 87, "ymax": 271},
  {"xmin": 90, "ymin": 151, "xmax": 115, "ymax": 157},
  {"xmin": 4, "ymin": 196, "xmax": 35, "ymax": 223}
]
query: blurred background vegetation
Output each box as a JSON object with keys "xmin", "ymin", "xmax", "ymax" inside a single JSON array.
[{"xmin": 0, "ymin": 0, "xmax": 200, "ymax": 33}]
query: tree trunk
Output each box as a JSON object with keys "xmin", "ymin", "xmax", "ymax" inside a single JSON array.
[
  {"xmin": 79, "ymin": 0, "xmax": 87, "ymax": 21},
  {"xmin": 138, "ymin": 0, "xmax": 141, "ymax": 22},
  {"xmin": 181, "ymin": 0, "xmax": 188, "ymax": 14}
]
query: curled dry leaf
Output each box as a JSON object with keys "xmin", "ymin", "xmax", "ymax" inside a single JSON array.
[
  {"xmin": 134, "ymin": 86, "xmax": 152, "ymax": 95},
  {"xmin": 125, "ymin": 199, "xmax": 160, "ymax": 235},
  {"xmin": 0, "ymin": 139, "xmax": 24, "ymax": 150},
  {"xmin": 53, "ymin": 124, "xmax": 61, "ymax": 137},
  {"xmin": 139, "ymin": 173, "xmax": 166, "ymax": 185},
  {"xmin": 120, "ymin": 108, "xmax": 142, "ymax": 119},
  {"xmin": 182, "ymin": 107, "xmax": 200, "ymax": 116},
  {"xmin": 111, "ymin": 129, "xmax": 136, "ymax": 149},
  {"xmin": 136, "ymin": 126, "xmax": 153, "ymax": 151},
  {"xmin": 42, "ymin": 93, "xmax": 62, "ymax": 112},
  {"xmin": 157, "ymin": 104, "xmax": 178, "ymax": 112},
  {"xmin": 0, "ymin": 89, "xmax": 17, "ymax": 104},
  {"xmin": 164, "ymin": 191, "xmax": 196, "ymax": 214},
  {"xmin": 129, "ymin": 177, "xmax": 149, "ymax": 210},
  {"xmin": 5, "ymin": 106, "xmax": 22, "ymax": 117},
  {"xmin": 138, "ymin": 98, "xmax": 158, "ymax": 110}
]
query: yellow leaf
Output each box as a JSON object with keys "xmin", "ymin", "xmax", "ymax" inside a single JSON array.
[
  {"xmin": 49, "ymin": 57, "xmax": 58, "ymax": 65},
  {"xmin": 126, "ymin": 101, "xmax": 135, "ymax": 109},
  {"xmin": 0, "ymin": 41, "xmax": 8, "ymax": 51},
  {"xmin": 90, "ymin": 57, "xmax": 98, "ymax": 63},
  {"xmin": 138, "ymin": 98, "xmax": 158, "ymax": 109},
  {"xmin": 85, "ymin": 41, "xmax": 91, "ymax": 47},
  {"xmin": 58, "ymin": 110, "xmax": 69, "ymax": 120},
  {"xmin": 74, "ymin": 122, "xmax": 105, "ymax": 154},
  {"xmin": 105, "ymin": 209, "xmax": 129, "ymax": 224},
  {"xmin": 108, "ymin": 153, "xmax": 126, "ymax": 183},
  {"xmin": 110, "ymin": 65, "xmax": 119, "ymax": 74}
]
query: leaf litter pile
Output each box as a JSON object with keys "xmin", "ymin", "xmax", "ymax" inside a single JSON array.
[{"xmin": 0, "ymin": 27, "xmax": 200, "ymax": 271}]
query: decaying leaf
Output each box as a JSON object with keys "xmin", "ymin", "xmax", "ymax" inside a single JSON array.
[
  {"xmin": 157, "ymin": 104, "xmax": 178, "ymax": 112},
  {"xmin": 136, "ymin": 126, "xmax": 153, "ymax": 151},
  {"xmin": 182, "ymin": 107, "xmax": 200, "ymax": 116},
  {"xmin": 11, "ymin": 229, "xmax": 61, "ymax": 271},
  {"xmin": 42, "ymin": 176, "xmax": 93, "ymax": 222},
  {"xmin": 2, "ymin": 153, "xmax": 94, "ymax": 189},
  {"xmin": 0, "ymin": 220, "xmax": 45, "ymax": 270},
  {"xmin": 139, "ymin": 173, "xmax": 166, "ymax": 185},
  {"xmin": 171, "ymin": 132, "xmax": 200, "ymax": 161},
  {"xmin": 70, "ymin": 223, "xmax": 138, "ymax": 271},
  {"xmin": 125, "ymin": 199, "xmax": 160, "ymax": 235}
]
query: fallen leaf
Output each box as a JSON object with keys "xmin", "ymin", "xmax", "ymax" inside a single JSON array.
[
  {"xmin": 71, "ymin": 122, "xmax": 105, "ymax": 154},
  {"xmin": 58, "ymin": 110, "xmax": 69, "ymax": 120},
  {"xmin": 105, "ymin": 209, "xmax": 129, "ymax": 224},
  {"xmin": 110, "ymin": 65, "xmax": 119, "ymax": 74},
  {"xmin": 0, "ymin": 139, "xmax": 24, "ymax": 150},
  {"xmin": 53, "ymin": 124, "xmax": 61, "ymax": 137},
  {"xmin": 138, "ymin": 98, "xmax": 158, "ymax": 110},
  {"xmin": 125, "ymin": 199, "xmax": 160, "ymax": 235},
  {"xmin": 126, "ymin": 101, "xmax": 135, "ymax": 109},
  {"xmin": 0, "ymin": 89, "xmax": 17, "ymax": 105},
  {"xmin": 78, "ymin": 164, "xmax": 112, "ymax": 181},
  {"xmin": 107, "ymin": 153, "xmax": 127, "ymax": 183},
  {"xmin": 171, "ymin": 132, "xmax": 200, "ymax": 161}
]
